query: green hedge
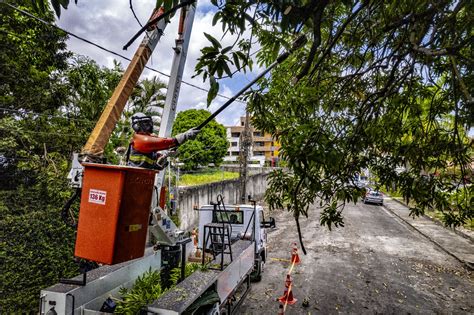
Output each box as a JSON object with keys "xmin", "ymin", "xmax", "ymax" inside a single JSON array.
[{"xmin": 0, "ymin": 202, "xmax": 79, "ymax": 312}]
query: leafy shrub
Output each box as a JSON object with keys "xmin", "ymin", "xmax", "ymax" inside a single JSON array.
[
  {"xmin": 0, "ymin": 207, "xmax": 78, "ymax": 312},
  {"xmin": 114, "ymin": 269, "xmax": 164, "ymax": 315},
  {"xmin": 114, "ymin": 263, "xmax": 203, "ymax": 314}
]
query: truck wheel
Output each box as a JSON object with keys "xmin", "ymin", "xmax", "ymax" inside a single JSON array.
[{"xmin": 252, "ymin": 257, "xmax": 264, "ymax": 282}]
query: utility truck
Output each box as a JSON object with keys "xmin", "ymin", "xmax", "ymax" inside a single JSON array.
[
  {"xmin": 146, "ymin": 200, "xmax": 275, "ymax": 314},
  {"xmin": 37, "ymin": 1, "xmax": 303, "ymax": 313},
  {"xmin": 39, "ymin": 199, "xmax": 275, "ymax": 314}
]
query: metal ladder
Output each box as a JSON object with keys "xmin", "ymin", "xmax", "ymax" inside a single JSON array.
[{"xmin": 202, "ymin": 223, "xmax": 233, "ymax": 270}]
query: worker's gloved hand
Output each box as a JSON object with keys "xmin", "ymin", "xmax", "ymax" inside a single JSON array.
[{"xmin": 175, "ymin": 128, "xmax": 200, "ymax": 145}]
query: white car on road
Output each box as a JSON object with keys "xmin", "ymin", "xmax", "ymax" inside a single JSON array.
[{"xmin": 363, "ymin": 190, "xmax": 384, "ymax": 205}]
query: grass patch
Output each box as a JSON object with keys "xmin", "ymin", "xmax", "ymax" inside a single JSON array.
[
  {"xmin": 178, "ymin": 170, "xmax": 239, "ymax": 186},
  {"xmin": 424, "ymin": 209, "xmax": 474, "ymax": 231},
  {"xmin": 380, "ymin": 187, "xmax": 403, "ymax": 198},
  {"xmin": 383, "ymin": 189, "xmax": 473, "ymax": 231}
]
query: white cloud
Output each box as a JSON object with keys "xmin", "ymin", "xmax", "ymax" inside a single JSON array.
[{"xmin": 55, "ymin": 0, "xmax": 260, "ymax": 127}]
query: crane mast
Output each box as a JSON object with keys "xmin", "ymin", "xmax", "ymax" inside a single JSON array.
[{"xmin": 82, "ymin": 8, "xmax": 167, "ymax": 158}]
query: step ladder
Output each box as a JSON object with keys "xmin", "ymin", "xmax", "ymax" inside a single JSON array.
[{"xmin": 202, "ymin": 223, "xmax": 233, "ymax": 270}]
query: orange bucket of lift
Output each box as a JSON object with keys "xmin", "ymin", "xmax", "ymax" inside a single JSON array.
[{"xmin": 74, "ymin": 163, "xmax": 157, "ymax": 265}]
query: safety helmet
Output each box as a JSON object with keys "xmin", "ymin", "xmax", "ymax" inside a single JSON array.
[{"xmin": 131, "ymin": 112, "xmax": 153, "ymax": 133}]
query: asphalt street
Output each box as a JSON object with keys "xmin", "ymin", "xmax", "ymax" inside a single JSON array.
[{"xmin": 239, "ymin": 199, "xmax": 473, "ymax": 314}]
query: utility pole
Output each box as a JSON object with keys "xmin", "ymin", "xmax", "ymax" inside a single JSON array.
[
  {"xmin": 239, "ymin": 112, "xmax": 252, "ymax": 202},
  {"xmin": 152, "ymin": 4, "xmax": 196, "ymax": 209}
]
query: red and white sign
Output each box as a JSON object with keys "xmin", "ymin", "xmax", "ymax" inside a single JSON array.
[{"xmin": 88, "ymin": 189, "xmax": 106, "ymax": 205}]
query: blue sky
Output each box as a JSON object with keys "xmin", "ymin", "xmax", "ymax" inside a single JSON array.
[{"xmin": 55, "ymin": 0, "xmax": 261, "ymax": 126}]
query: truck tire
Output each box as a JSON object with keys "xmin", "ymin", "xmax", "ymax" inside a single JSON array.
[{"xmin": 252, "ymin": 256, "xmax": 264, "ymax": 282}]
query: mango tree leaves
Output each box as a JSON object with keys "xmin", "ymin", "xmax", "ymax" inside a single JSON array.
[
  {"xmin": 31, "ymin": 0, "xmax": 77, "ymax": 17},
  {"xmin": 207, "ymin": 76, "xmax": 219, "ymax": 107}
]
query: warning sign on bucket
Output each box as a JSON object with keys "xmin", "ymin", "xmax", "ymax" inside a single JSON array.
[{"xmin": 88, "ymin": 189, "xmax": 106, "ymax": 205}]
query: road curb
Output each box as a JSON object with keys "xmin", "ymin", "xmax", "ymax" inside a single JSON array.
[
  {"xmin": 389, "ymin": 197, "xmax": 474, "ymax": 243},
  {"xmin": 382, "ymin": 200, "xmax": 473, "ymax": 271}
]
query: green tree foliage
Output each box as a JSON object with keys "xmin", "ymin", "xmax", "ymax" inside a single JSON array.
[
  {"xmin": 0, "ymin": 161, "xmax": 80, "ymax": 311},
  {"xmin": 65, "ymin": 55, "xmax": 123, "ymax": 122},
  {"xmin": 0, "ymin": 2, "xmax": 122, "ymax": 310},
  {"xmin": 104, "ymin": 0, "xmax": 470, "ymax": 250},
  {"xmin": 108, "ymin": 76, "xmax": 167, "ymax": 161},
  {"xmin": 23, "ymin": 0, "xmax": 474, "ymax": 256},
  {"xmin": 130, "ymin": 77, "xmax": 167, "ymax": 117},
  {"xmin": 193, "ymin": 0, "xmax": 473, "ymax": 250},
  {"xmin": 1, "ymin": 0, "xmax": 70, "ymax": 114},
  {"xmin": 172, "ymin": 109, "xmax": 228, "ymax": 171},
  {"xmin": 115, "ymin": 269, "xmax": 164, "ymax": 315},
  {"xmin": 62, "ymin": 56, "xmax": 124, "ymax": 162}
]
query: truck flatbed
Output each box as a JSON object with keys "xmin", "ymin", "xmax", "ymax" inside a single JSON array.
[
  {"xmin": 40, "ymin": 249, "xmax": 161, "ymax": 313},
  {"xmin": 147, "ymin": 240, "xmax": 254, "ymax": 314}
]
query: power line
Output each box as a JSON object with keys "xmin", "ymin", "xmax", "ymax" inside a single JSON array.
[
  {"xmin": 129, "ymin": 0, "xmax": 143, "ymax": 27},
  {"xmin": 3, "ymin": 2, "xmax": 246, "ymax": 104}
]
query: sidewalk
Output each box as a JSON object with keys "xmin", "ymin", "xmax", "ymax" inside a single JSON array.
[{"xmin": 383, "ymin": 197, "xmax": 474, "ymax": 270}]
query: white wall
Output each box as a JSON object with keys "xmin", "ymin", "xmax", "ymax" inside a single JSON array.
[{"xmin": 176, "ymin": 172, "xmax": 269, "ymax": 231}]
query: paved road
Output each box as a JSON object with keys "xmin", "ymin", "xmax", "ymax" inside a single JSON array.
[{"xmin": 239, "ymin": 200, "xmax": 473, "ymax": 314}]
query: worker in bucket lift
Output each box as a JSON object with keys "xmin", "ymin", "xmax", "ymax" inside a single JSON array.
[{"xmin": 126, "ymin": 112, "xmax": 199, "ymax": 169}]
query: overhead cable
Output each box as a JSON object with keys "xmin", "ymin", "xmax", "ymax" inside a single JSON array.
[
  {"xmin": 123, "ymin": 0, "xmax": 196, "ymax": 50},
  {"xmin": 2, "ymin": 2, "xmax": 245, "ymax": 104}
]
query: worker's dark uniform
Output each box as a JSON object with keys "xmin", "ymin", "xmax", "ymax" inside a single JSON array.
[{"xmin": 127, "ymin": 133, "xmax": 177, "ymax": 170}]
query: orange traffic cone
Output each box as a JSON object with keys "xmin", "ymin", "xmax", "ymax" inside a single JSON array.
[
  {"xmin": 192, "ymin": 228, "xmax": 198, "ymax": 247},
  {"xmin": 192, "ymin": 228, "xmax": 202, "ymax": 257},
  {"xmin": 278, "ymin": 274, "xmax": 297, "ymax": 305},
  {"xmin": 291, "ymin": 242, "xmax": 301, "ymax": 264},
  {"xmin": 277, "ymin": 303, "xmax": 285, "ymax": 314}
]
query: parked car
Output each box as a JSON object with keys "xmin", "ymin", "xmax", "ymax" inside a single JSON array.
[{"xmin": 363, "ymin": 191, "xmax": 384, "ymax": 205}]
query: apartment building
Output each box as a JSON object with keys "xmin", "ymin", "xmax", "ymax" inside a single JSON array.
[{"xmin": 223, "ymin": 116, "xmax": 280, "ymax": 166}]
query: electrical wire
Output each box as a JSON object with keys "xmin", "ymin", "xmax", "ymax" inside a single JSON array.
[
  {"xmin": 2, "ymin": 2, "xmax": 246, "ymax": 104},
  {"xmin": 129, "ymin": 0, "xmax": 143, "ymax": 27},
  {"xmin": 123, "ymin": 0, "xmax": 196, "ymax": 50}
]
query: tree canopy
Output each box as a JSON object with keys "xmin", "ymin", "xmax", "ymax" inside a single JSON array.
[
  {"xmin": 24, "ymin": 0, "xmax": 474, "ymax": 252},
  {"xmin": 164, "ymin": 0, "xmax": 471, "ymax": 250},
  {"xmin": 172, "ymin": 109, "xmax": 229, "ymax": 171},
  {"xmin": 1, "ymin": 2, "xmax": 123, "ymax": 310},
  {"xmin": 200, "ymin": 0, "xmax": 473, "ymax": 252}
]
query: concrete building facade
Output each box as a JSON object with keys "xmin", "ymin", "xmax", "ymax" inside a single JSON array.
[{"xmin": 223, "ymin": 116, "xmax": 280, "ymax": 166}]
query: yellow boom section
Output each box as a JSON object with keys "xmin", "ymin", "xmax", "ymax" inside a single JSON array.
[{"xmin": 82, "ymin": 8, "xmax": 166, "ymax": 157}]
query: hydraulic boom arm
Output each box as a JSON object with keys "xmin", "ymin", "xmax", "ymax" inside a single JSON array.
[{"xmin": 81, "ymin": 8, "xmax": 167, "ymax": 158}]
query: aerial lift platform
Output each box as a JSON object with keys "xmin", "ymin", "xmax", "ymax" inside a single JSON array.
[{"xmin": 39, "ymin": 0, "xmax": 304, "ymax": 312}]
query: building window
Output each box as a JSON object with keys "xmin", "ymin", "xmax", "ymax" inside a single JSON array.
[
  {"xmin": 241, "ymin": 121, "xmax": 244, "ymax": 126},
  {"xmin": 254, "ymin": 141, "xmax": 264, "ymax": 146},
  {"xmin": 232, "ymin": 151, "xmax": 240, "ymax": 156},
  {"xmin": 231, "ymin": 142, "xmax": 238, "ymax": 147},
  {"xmin": 253, "ymin": 131, "xmax": 262, "ymax": 137},
  {"xmin": 231, "ymin": 132, "xmax": 240, "ymax": 137},
  {"xmin": 254, "ymin": 152, "xmax": 265, "ymax": 156}
]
